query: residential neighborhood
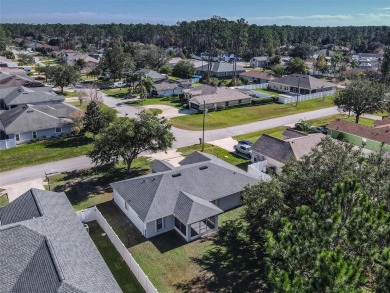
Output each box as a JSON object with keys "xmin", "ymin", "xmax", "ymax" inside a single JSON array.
[{"xmin": 1, "ymin": 3, "xmax": 390, "ymax": 293}]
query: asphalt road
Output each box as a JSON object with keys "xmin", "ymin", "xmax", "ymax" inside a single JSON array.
[{"xmin": 0, "ymin": 93, "xmax": 339, "ymax": 186}]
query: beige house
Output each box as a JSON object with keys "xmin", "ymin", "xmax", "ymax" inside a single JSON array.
[{"xmin": 184, "ymin": 85, "xmax": 251, "ymax": 112}]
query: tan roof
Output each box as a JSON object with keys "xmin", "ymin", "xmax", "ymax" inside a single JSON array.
[
  {"xmin": 189, "ymin": 86, "xmax": 250, "ymax": 105},
  {"xmin": 374, "ymin": 117, "xmax": 390, "ymax": 128},
  {"xmin": 239, "ymin": 71, "xmax": 277, "ymax": 80},
  {"xmin": 328, "ymin": 119, "xmax": 390, "ymax": 145},
  {"xmin": 286, "ymin": 133, "xmax": 326, "ymax": 160}
]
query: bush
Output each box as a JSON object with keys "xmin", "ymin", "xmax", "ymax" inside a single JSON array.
[
  {"xmin": 159, "ymin": 65, "xmax": 173, "ymax": 74},
  {"xmin": 251, "ymin": 97, "xmax": 275, "ymax": 105}
]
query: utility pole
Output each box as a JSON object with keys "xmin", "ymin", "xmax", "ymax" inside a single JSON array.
[
  {"xmin": 296, "ymin": 78, "xmax": 301, "ymax": 107},
  {"xmin": 202, "ymin": 101, "xmax": 206, "ymax": 152}
]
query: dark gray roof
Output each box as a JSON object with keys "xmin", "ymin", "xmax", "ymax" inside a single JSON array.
[
  {"xmin": 282, "ymin": 128, "xmax": 307, "ymax": 140},
  {"xmin": 252, "ymin": 134, "xmax": 294, "ymax": 163},
  {"xmin": 112, "ymin": 152, "xmax": 258, "ymax": 222},
  {"xmin": 270, "ymin": 74, "xmax": 336, "ymax": 90},
  {"xmin": 196, "ymin": 62, "xmax": 245, "ymax": 73},
  {"xmin": 0, "ymin": 189, "xmax": 121, "ymax": 293},
  {"xmin": 151, "ymin": 160, "xmax": 175, "ymax": 173},
  {"xmin": 1, "ymin": 86, "xmax": 64, "ymax": 107},
  {"xmin": 178, "ymin": 151, "xmax": 213, "ymax": 165},
  {"xmin": 174, "ymin": 191, "xmax": 222, "ymax": 225},
  {"xmin": 136, "ymin": 69, "xmax": 166, "ymax": 82},
  {"xmin": 0, "ymin": 103, "xmax": 77, "ymax": 134}
]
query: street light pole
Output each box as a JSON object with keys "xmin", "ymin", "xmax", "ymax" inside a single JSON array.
[
  {"xmin": 296, "ymin": 78, "xmax": 301, "ymax": 107},
  {"xmin": 202, "ymin": 101, "xmax": 206, "ymax": 152}
]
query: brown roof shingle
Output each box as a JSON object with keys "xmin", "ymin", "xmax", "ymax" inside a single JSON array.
[{"xmin": 239, "ymin": 71, "xmax": 277, "ymax": 81}]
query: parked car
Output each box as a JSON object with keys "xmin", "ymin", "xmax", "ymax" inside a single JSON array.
[
  {"xmin": 234, "ymin": 143, "xmax": 252, "ymax": 157},
  {"xmin": 113, "ymin": 82, "xmax": 127, "ymax": 88},
  {"xmin": 100, "ymin": 85, "xmax": 112, "ymax": 90},
  {"xmin": 238, "ymin": 140, "xmax": 253, "ymax": 146}
]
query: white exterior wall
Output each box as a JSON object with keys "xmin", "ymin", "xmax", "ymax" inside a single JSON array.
[
  {"xmin": 252, "ymin": 150, "xmax": 284, "ymax": 173},
  {"xmin": 216, "ymin": 193, "xmax": 242, "ymax": 211},
  {"xmin": 10, "ymin": 126, "xmax": 72, "ymax": 144},
  {"xmin": 145, "ymin": 215, "xmax": 175, "ymax": 238},
  {"xmin": 269, "ymin": 82, "xmax": 291, "ymax": 93},
  {"xmin": 113, "ymin": 189, "xmax": 146, "ymax": 236}
]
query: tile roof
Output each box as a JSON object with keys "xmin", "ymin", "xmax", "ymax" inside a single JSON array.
[
  {"xmin": 0, "ymin": 103, "xmax": 77, "ymax": 134},
  {"xmin": 270, "ymin": 74, "xmax": 336, "ymax": 90},
  {"xmin": 252, "ymin": 133, "xmax": 325, "ymax": 163},
  {"xmin": 328, "ymin": 119, "xmax": 390, "ymax": 145},
  {"xmin": 196, "ymin": 62, "xmax": 245, "ymax": 73},
  {"xmin": 112, "ymin": 152, "xmax": 258, "ymax": 223},
  {"xmin": 0, "ymin": 189, "xmax": 121, "ymax": 293},
  {"xmin": 188, "ymin": 86, "xmax": 250, "ymax": 105},
  {"xmin": 239, "ymin": 71, "xmax": 276, "ymax": 80}
]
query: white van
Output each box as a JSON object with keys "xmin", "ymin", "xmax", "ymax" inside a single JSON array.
[{"xmin": 112, "ymin": 82, "xmax": 126, "ymax": 88}]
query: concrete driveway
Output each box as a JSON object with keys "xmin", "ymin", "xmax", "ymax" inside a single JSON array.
[
  {"xmin": 208, "ymin": 137, "xmax": 238, "ymax": 152},
  {"xmin": 141, "ymin": 104, "xmax": 197, "ymax": 119},
  {"xmin": 1, "ymin": 178, "xmax": 45, "ymax": 202}
]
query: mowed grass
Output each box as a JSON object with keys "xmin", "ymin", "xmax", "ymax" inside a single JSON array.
[
  {"xmin": 46, "ymin": 157, "xmax": 151, "ymax": 211},
  {"xmin": 0, "ymin": 194, "xmax": 9, "ymax": 207},
  {"xmin": 177, "ymin": 143, "xmax": 250, "ymax": 170},
  {"xmin": 233, "ymin": 114, "xmax": 376, "ymax": 143},
  {"xmin": 88, "ymin": 221, "xmax": 145, "ymax": 293},
  {"xmin": 102, "ymin": 88, "xmax": 130, "ymax": 98},
  {"xmin": 125, "ymin": 96, "xmax": 182, "ymax": 108},
  {"xmin": 0, "ymin": 135, "xmax": 94, "ymax": 172},
  {"xmin": 98, "ymin": 200, "xmax": 245, "ymax": 293},
  {"xmin": 170, "ymin": 97, "xmax": 335, "ymax": 130}
]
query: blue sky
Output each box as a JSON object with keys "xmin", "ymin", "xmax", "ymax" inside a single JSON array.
[{"xmin": 1, "ymin": 0, "xmax": 390, "ymax": 26}]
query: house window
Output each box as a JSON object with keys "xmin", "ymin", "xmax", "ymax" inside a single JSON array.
[
  {"xmin": 15, "ymin": 134, "xmax": 20, "ymax": 141},
  {"xmin": 32, "ymin": 131, "xmax": 37, "ymax": 139},
  {"xmin": 238, "ymin": 99, "xmax": 242, "ymax": 104},
  {"xmin": 225, "ymin": 101, "xmax": 229, "ymax": 107},
  {"xmin": 156, "ymin": 217, "xmax": 164, "ymax": 231},
  {"xmin": 175, "ymin": 217, "xmax": 187, "ymax": 236},
  {"xmin": 125, "ymin": 201, "xmax": 129, "ymax": 211},
  {"xmin": 55, "ymin": 127, "xmax": 62, "ymax": 133}
]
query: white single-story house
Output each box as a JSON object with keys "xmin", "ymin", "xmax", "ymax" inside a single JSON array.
[
  {"xmin": 250, "ymin": 56, "xmax": 269, "ymax": 68},
  {"xmin": 111, "ymin": 152, "xmax": 258, "ymax": 242},
  {"xmin": 152, "ymin": 82, "xmax": 184, "ymax": 97},
  {"xmin": 239, "ymin": 71, "xmax": 277, "ymax": 84},
  {"xmin": 196, "ymin": 62, "xmax": 245, "ymax": 78}
]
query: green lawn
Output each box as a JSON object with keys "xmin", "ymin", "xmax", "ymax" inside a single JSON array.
[
  {"xmin": 191, "ymin": 82, "xmax": 203, "ymax": 87},
  {"xmin": 55, "ymin": 90, "xmax": 78, "ymax": 97},
  {"xmin": 46, "ymin": 157, "xmax": 151, "ymax": 211},
  {"xmin": 68, "ymin": 101, "xmax": 117, "ymax": 113},
  {"xmin": 125, "ymin": 96, "xmax": 182, "ymax": 108},
  {"xmin": 0, "ymin": 135, "xmax": 94, "ymax": 172},
  {"xmin": 88, "ymin": 221, "xmax": 145, "ymax": 293},
  {"xmin": 0, "ymin": 194, "xmax": 9, "ymax": 207},
  {"xmin": 98, "ymin": 200, "xmax": 245, "ymax": 293},
  {"xmin": 233, "ymin": 114, "xmax": 376, "ymax": 143},
  {"xmin": 177, "ymin": 143, "xmax": 250, "ymax": 170},
  {"xmin": 170, "ymin": 97, "xmax": 335, "ymax": 130},
  {"xmin": 102, "ymin": 88, "xmax": 130, "ymax": 99},
  {"xmin": 145, "ymin": 108, "xmax": 163, "ymax": 115},
  {"xmin": 252, "ymin": 88, "xmax": 283, "ymax": 96}
]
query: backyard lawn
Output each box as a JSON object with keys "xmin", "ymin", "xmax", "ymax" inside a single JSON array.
[
  {"xmin": 88, "ymin": 221, "xmax": 145, "ymax": 293},
  {"xmin": 0, "ymin": 135, "xmax": 94, "ymax": 172},
  {"xmin": 97, "ymin": 201, "xmax": 245, "ymax": 293},
  {"xmin": 46, "ymin": 157, "xmax": 151, "ymax": 211},
  {"xmin": 252, "ymin": 88, "xmax": 283, "ymax": 96},
  {"xmin": 169, "ymin": 97, "xmax": 335, "ymax": 130}
]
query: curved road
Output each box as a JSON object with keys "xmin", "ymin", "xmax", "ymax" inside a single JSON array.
[{"xmin": 0, "ymin": 90, "xmax": 340, "ymax": 186}]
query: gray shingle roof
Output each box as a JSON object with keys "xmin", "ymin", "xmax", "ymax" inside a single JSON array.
[
  {"xmin": 154, "ymin": 82, "xmax": 182, "ymax": 91},
  {"xmin": 0, "ymin": 189, "xmax": 121, "ymax": 293},
  {"xmin": 270, "ymin": 74, "xmax": 336, "ymax": 90},
  {"xmin": 196, "ymin": 62, "xmax": 244, "ymax": 73},
  {"xmin": 1, "ymin": 86, "xmax": 64, "ymax": 107},
  {"xmin": 178, "ymin": 151, "xmax": 213, "ymax": 165},
  {"xmin": 112, "ymin": 152, "xmax": 258, "ymax": 223},
  {"xmin": 173, "ymin": 191, "xmax": 222, "ymax": 225},
  {"xmin": 0, "ymin": 103, "xmax": 77, "ymax": 134},
  {"xmin": 136, "ymin": 69, "xmax": 166, "ymax": 82},
  {"xmin": 282, "ymin": 128, "xmax": 307, "ymax": 140},
  {"xmin": 150, "ymin": 160, "xmax": 175, "ymax": 173},
  {"xmin": 188, "ymin": 86, "xmax": 250, "ymax": 105},
  {"xmin": 252, "ymin": 134, "xmax": 294, "ymax": 163}
]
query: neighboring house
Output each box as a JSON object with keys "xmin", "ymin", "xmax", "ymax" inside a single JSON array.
[
  {"xmin": 0, "ymin": 56, "xmax": 18, "ymax": 68},
  {"xmin": 250, "ymin": 132, "xmax": 325, "ymax": 173},
  {"xmin": 250, "ymin": 56, "xmax": 269, "ymax": 68},
  {"xmin": 136, "ymin": 68, "xmax": 167, "ymax": 83},
  {"xmin": 269, "ymin": 74, "xmax": 336, "ymax": 95},
  {"xmin": 112, "ymin": 152, "xmax": 258, "ymax": 242},
  {"xmin": 184, "ymin": 85, "xmax": 251, "ymax": 112},
  {"xmin": 0, "ymin": 188, "xmax": 121, "ymax": 293},
  {"xmin": 167, "ymin": 57, "xmax": 183, "ymax": 68},
  {"xmin": 62, "ymin": 51, "xmax": 100, "ymax": 74},
  {"xmin": 0, "ymin": 72, "xmax": 42, "ymax": 89},
  {"xmin": 312, "ymin": 49, "xmax": 335, "ymax": 59},
  {"xmin": 328, "ymin": 119, "xmax": 390, "ymax": 152},
  {"xmin": 195, "ymin": 62, "xmax": 245, "ymax": 78},
  {"xmin": 0, "ymin": 86, "xmax": 64, "ymax": 110},
  {"xmin": 152, "ymin": 82, "xmax": 184, "ymax": 97},
  {"xmin": 239, "ymin": 71, "xmax": 277, "ymax": 84},
  {"xmin": 352, "ymin": 53, "xmax": 383, "ymax": 70},
  {"xmin": 0, "ymin": 103, "xmax": 78, "ymax": 143}
]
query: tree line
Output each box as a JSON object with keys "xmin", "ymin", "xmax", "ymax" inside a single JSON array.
[{"xmin": 1, "ymin": 19, "xmax": 390, "ymax": 58}]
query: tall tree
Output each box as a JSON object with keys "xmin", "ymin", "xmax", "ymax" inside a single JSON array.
[
  {"xmin": 231, "ymin": 18, "xmax": 248, "ymax": 86},
  {"xmin": 286, "ymin": 57, "xmax": 308, "ymax": 74},
  {"xmin": 381, "ymin": 46, "xmax": 390, "ymax": 83},
  {"xmin": 82, "ymin": 101, "xmax": 108, "ymax": 136},
  {"xmin": 334, "ymin": 79, "xmax": 389, "ymax": 123},
  {"xmin": 172, "ymin": 60, "xmax": 196, "ymax": 78},
  {"xmin": 46, "ymin": 64, "xmax": 80, "ymax": 94},
  {"xmin": 89, "ymin": 111, "xmax": 174, "ymax": 172}
]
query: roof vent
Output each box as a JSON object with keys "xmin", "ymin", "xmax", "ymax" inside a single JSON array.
[
  {"xmin": 172, "ymin": 173, "xmax": 181, "ymax": 178},
  {"xmin": 27, "ymin": 110, "xmax": 34, "ymax": 113},
  {"xmin": 23, "ymin": 92, "xmax": 28, "ymax": 94},
  {"xmin": 199, "ymin": 166, "xmax": 208, "ymax": 170}
]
